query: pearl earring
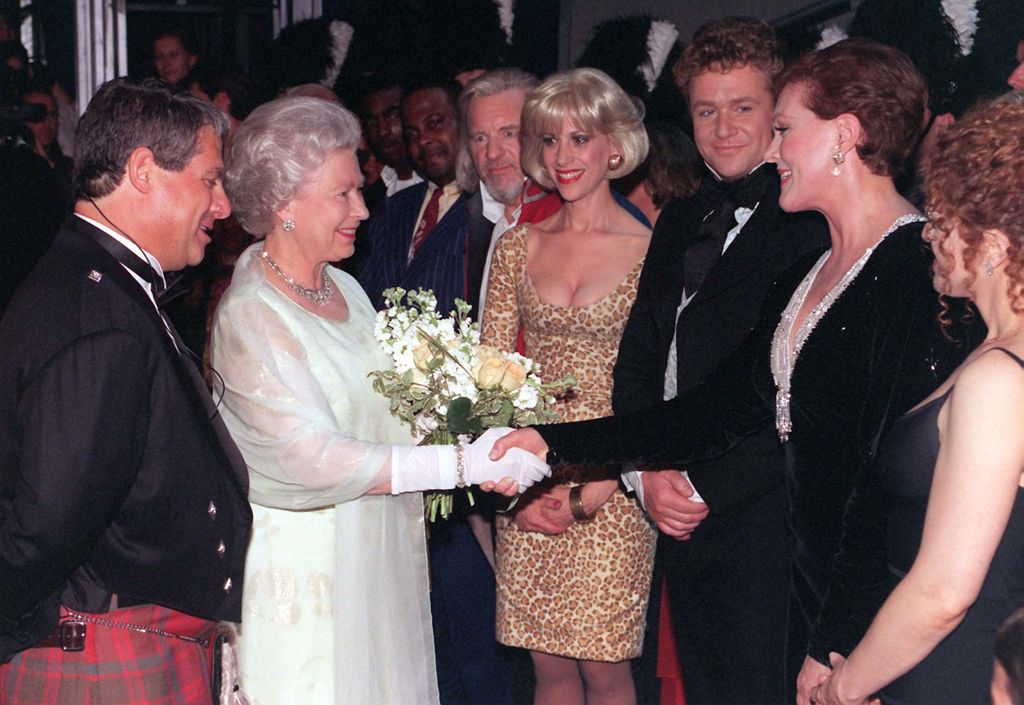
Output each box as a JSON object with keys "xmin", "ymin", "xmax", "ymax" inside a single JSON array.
[
  {"xmin": 831, "ymin": 144, "xmax": 844, "ymax": 177},
  {"xmin": 282, "ymin": 219, "xmax": 296, "ymax": 232},
  {"xmin": 608, "ymin": 154, "xmax": 623, "ymax": 171},
  {"xmin": 984, "ymin": 258, "xmax": 995, "ymax": 277}
]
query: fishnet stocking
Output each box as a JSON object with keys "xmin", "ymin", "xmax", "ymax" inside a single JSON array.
[{"xmin": 530, "ymin": 651, "xmax": 636, "ymax": 705}]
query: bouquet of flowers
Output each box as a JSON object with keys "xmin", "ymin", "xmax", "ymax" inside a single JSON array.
[{"xmin": 370, "ymin": 287, "xmax": 575, "ymax": 520}]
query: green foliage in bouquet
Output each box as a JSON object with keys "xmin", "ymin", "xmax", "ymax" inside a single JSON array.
[{"xmin": 370, "ymin": 287, "xmax": 575, "ymax": 520}]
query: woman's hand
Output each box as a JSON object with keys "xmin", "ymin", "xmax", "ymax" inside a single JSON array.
[
  {"xmin": 513, "ymin": 480, "xmax": 619, "ymax": 534},
  {"xmin": 796, "ymin": 656, "xmax": 831, "ymax": 705},
  {"xmin": 814, "ymin": 654, "xmax": 878, "ymax": 705},
  {"xmin": 513, "ymin": 488, "xmax": 572, "ymax": 534}
]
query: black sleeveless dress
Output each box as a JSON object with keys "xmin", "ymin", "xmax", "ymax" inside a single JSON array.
[{"xmin": 878, "ymin": 348, "xmax": 1024, "ymax": 705}]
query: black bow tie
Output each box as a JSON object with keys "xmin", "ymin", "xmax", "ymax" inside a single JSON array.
[
  {"xmin": 81, "ymin": 225, "xmax": 166, "ymax": 296},
  {"xmin": 698, "ymin": 162, "xmax": 776, "ymax": 212}
]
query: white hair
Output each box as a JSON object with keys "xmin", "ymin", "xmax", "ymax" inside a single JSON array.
[{"xmin": 225, "ymin": 96, "xmax": 361, "ymax": 236}]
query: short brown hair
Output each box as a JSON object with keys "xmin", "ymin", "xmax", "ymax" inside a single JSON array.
[
  {"xmin": 673, "ymin": 17, "xmax": 783, "ymax": 99},
  {"xmin": 776, "ymin": 39, "xmax": 927, "ymax": 177},
  {"xmin": 922, "ymin": 99, "xmax": 1024, "ymax": 310}
]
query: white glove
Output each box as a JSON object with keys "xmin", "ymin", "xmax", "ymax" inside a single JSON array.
[{"xmin": 390, "ymin": 428, "xmax": 550, "ymax": 495}]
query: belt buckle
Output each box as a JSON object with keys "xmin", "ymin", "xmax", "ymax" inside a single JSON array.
[{"xmin": 59, "ymin": 620, "xmax": 86, "ymax": 652}]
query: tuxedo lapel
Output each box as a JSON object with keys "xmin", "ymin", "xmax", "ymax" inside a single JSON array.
[
  {"xmin": 685, "ymin": 203, "xmax": 777, "ymax": 307},
  {"xmin": 68, "ymin": 219, "xmax": 250, "ymax": 498},
  {"xmin": 465, "ymin": 192, "xmax": 495, "ymax": 311}
]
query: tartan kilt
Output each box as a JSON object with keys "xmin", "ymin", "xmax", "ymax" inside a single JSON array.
[{"xmin": 0, "ymin": 604, "xmax": 216, "ymax": 705}]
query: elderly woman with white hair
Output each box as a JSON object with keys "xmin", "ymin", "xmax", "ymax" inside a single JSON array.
[{"xmin": 210, "ymin": 97, "xmax": 548, "ymax": 705}]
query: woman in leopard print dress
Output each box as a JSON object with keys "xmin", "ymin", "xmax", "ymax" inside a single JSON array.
[{"xmin": 481, "ymin": 68, "xmax": 656, "ymax": 705}]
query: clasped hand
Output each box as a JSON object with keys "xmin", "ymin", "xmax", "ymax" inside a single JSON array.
[
  {"xmin": 806, "ymin": 653, "xmax": 879, "ymax": 705},
  {"xmin": 469, "ymin": 428, "xmax": 549, "ymax": 496},
  {"xmin": 640, "ymin": 471, "xmax": 708, "ymax": 539}
]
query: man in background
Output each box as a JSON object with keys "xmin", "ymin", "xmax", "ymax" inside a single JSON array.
[{"xmin": 153, "ymin": 28, "xmax": 198, "ymax": 89}]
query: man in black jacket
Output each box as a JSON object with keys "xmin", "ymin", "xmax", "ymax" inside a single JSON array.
[
  {"xmin": 0, "ymin": 79, "xmax": 251, "ymax": 704},
  {"xmin": 612, "ymin": 18, "xmax": 827, "ymax": 705}
]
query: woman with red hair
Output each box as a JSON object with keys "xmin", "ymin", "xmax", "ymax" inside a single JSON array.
[{"xmin": 816, "ymin": 97, "xmax": 1024, "ymax": 705}]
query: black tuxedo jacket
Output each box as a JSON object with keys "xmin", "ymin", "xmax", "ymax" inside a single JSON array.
[
  {"xmin": 612, "ymin": 182, "xmax": 828, "ymax": 512},
  {"xmin": 358, "ymin": 182, "xmax": 470, "ymax": 314},
  {"xmin": 0, "ymin": 217, "xmax": 252, "ymax": 661},
  {"xmin": 465, "ymin": 190, "xmax": 495, "ymax": 316}
]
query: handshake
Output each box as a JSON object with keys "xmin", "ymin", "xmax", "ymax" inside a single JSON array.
[{"xmin": 391, "ymin": 427, "xmax": 551, "ymax": 497}]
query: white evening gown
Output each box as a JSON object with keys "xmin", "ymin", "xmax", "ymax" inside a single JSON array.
[{"xmin": 210, "ymin": 244, "xmax": 438, "ymax": 705}]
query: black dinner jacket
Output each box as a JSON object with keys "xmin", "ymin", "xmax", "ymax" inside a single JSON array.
[
  {"xmin": 0, "ymin": 217, "xmax": 253, "ymax": 661},
  {"xmin": 612, "ymin": 174, "xmax": 828, "ymax": 512},
  {"xmin": 465, "ymin": 189, "xmax": 495, "ymax": 317}
]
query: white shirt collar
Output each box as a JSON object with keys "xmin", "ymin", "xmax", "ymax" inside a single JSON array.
[
  {"xmin": 704, "ymin": 160, "xmax": 767, "ymax": 182},
  {"xmin": 75, "ymin": 213, "xmax": 167, "ymax": 296},
  {"xmin": 381, "ymin": 165, "xmax": 424, "ymax": 196},
  {"xmin": 479, "ymin": 179, "xmax": 525, "ymax": 227}
]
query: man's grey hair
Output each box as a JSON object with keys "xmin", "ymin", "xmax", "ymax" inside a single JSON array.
[
  {"xmin": 74, "ymin": 78, "xmax": 229, "ymax": 200},
  {"xmin": 455, "ymin": 68, "xmax": 538, "ymax": 193},
  {"xmin": 225, "ymin": 96, "xmax": 361, "ymax": 236}
]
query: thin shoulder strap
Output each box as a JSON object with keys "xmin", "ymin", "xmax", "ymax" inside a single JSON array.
[{"xmin": 992, "ymin": 347, "xmax": 1024, "ymax": 368}]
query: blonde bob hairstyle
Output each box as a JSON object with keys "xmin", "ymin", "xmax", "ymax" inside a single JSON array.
[
  {"xmin": 520, "ymin": 68, "xmax": 648, "ymax": 190},
  {"xmin": 225, "ymin": 96, "xmax": 361, "ymax": 237}
]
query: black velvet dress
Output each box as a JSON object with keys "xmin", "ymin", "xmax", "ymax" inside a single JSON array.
[
  {"xmin": 877, "ymin": 349, "xmax": 1024, "ymax": 705},
  {"xmin": 537, "ymin": 219, "xmax": 980, "ymax": 667}
]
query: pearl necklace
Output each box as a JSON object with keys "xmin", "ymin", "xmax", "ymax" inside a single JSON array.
[
  {"xmin": 260, "ymin": 247, "xmax": 334, "ymax": 305},
  {"xmin": 769, "ymin": 213, "xmax": 925, "ymax": 441}
]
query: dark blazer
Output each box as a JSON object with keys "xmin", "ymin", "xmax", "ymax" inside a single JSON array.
[
  {"xmin": 465, "ymin": 190, "xmax": 494, "ymax": 316},
  {"xmin": 613, "ymin": 175, "xmax": 826, "ymax": 705},
  {"xmin": 541, "ymin": 221, "xmax": 979, "ymax": 668},
  {"xmin": 0, "ymin": 217, "xmax": 252, "ymax": 662},
  {"xmin": 358, "ymin": 181, "xmax": 470, "ymax": 314},
  {"xmin": 613, "ymin": 177, "xmax": 828, "ymax": 511}
]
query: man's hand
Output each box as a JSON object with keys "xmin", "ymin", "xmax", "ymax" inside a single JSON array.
[
  {"xmin": 641, "ymin": 471, "xmax": 709, "ymax": 539},
  {"xmin": 796, "ymin": 655, "xmax": 832, "ymax": 705},
  {"xmin": 489, "ymin": 428, "xmax": 548, "ymax": 461}
]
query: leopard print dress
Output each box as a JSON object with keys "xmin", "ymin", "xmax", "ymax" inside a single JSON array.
[{"xmin": 481, "ymin": 225, "xmax": 656, "ymax": 661}]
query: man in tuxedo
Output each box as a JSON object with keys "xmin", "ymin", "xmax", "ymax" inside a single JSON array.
[
  {"xmin": 613, "ymin": 18, "xmax": 828, "ymax": 705},
  {"xmin": 0, "ymin": 78, "xmax": 252, "ymax": 704},
  {"xmin": 357, "ymin": 78, "xmax": 514, "ymax": 705}
]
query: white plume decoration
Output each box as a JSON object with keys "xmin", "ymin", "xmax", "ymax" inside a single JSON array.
[
  {"xmin": 941, "ymin": 0, "xmax": 979, "ymax": 55},
  {"xmin": 639, "ymin": 20, "xmax": 679, "ymax": 93},
  {"xmin": 494, "ymin": 0, "xmax": 514, "ymax": 45},
  {"xmin": 817, "ymin": 24, "xmax": 849, "ymax": 49},
  {"xmin": 321, "ymin": 20, "xmax": 354, "ymax": 87}
]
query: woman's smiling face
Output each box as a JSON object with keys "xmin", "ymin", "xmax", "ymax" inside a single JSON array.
[{"xmin": 540, "ymin": 115, "xmax": 615, "ymax": 202}]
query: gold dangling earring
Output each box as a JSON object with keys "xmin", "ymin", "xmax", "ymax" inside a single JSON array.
[{"xmin": 831, "ymin": 144, "xmax": 844, "ymax": 177}]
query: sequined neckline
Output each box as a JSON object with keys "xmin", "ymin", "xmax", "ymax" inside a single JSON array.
[{"xmin": 769, "ymin": 213, "xmax": 926, "ymax": 441}]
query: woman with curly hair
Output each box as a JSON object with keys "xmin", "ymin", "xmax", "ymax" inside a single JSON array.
[{"xmin": 816, "ymin": 98, "xmax": 1024, "ymax": 705}]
